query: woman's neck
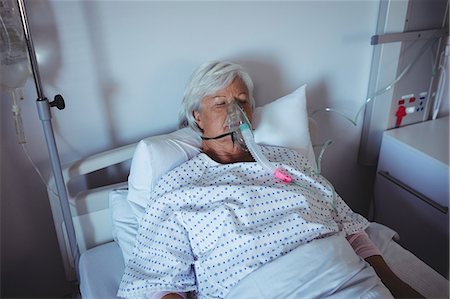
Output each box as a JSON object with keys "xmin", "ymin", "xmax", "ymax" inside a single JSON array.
[{"xmin": 202, "ymin": 141, "xmax": 254, "ymax": 164}]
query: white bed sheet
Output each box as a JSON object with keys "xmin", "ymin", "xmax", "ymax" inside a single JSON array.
[
  {"xmin": 79, "ymin": 224, "xmax": 449, "ymax": 299},
  {"xmin": 79, "ymin": 242, "xmax": 124, "ymax": 299},
  {"xmin": 225, "ymin": 231, "xmax": 393, "ymax": 299}
]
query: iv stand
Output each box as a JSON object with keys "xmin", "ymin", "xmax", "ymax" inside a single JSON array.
[{"xmin": 16, "ymin": 0, "xmax": 80, "ymax": 280}]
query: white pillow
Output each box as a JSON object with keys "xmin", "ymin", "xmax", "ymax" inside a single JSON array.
[
  {"xmin": 253, "ymin": 84, "xmax": 316, "ymax": 169},
  {"xmin": 109, "ymin": 187, "xmax": 136, "ymax": 263},
  {"xmin": 126, "ymin": 128, "xmax": 201, "ymax": 219},
  {"xmin": 112, "ymin": 84, "xmax": 315, "ymax": 264}
]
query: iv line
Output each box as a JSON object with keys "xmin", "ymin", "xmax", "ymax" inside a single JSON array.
[
  {"xmin": 432, "ymin": 45, "xmax": 448, "ymax": 120},
  {"xmin": 20, "ymin": 143, "xmax": 59, "ymax": 198},
  {"xmin": 10, "ymin": 89, "xmax": 59, "ymax": 197}
]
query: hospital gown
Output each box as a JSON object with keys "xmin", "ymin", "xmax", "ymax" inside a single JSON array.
[{"xmin": 118, "ymin": 146, "xmax": 369, "ymax": 299}]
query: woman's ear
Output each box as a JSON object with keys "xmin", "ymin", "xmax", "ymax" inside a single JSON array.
[{"xmin": 193, "ymin": 110, "xmax": 204, "ymax": 130}]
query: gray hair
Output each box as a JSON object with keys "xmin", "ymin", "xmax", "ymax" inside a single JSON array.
[{"xmin": 178, "ymin": 61, "xmax": 255, "ymax": 132}]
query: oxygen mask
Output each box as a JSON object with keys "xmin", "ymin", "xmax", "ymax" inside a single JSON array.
[
  {"xmin": 201, "ymin": 99, "xmax": 287, "ymax": 179},
  {"xmin": 200, "ymin": 99, "xmax": 251, "ymax": 151},
  {"xmin": 226, "ymin": 100, "xmax": 250, "ymax": 150}
]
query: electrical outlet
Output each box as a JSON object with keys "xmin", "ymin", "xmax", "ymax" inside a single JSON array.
[{"xmin": 392, "ymin": 92, "xmax": 427, "ymax": 128}]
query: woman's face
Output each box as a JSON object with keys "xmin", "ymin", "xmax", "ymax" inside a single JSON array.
[{"xmin": 193, "ymin": 77, "xmax": 252, "ymax": 139}]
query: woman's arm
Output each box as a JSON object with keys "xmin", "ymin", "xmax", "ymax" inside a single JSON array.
[
  {"xmin": 365, "ymin": 255, "xmax": 424, "ymax": 298},
  {"xmin": 347, "ymin": 232, "xmax": 424, "ymax": 298}
]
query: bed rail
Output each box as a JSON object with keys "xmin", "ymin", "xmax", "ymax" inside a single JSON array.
[{"xmin": 47, "ymin": 141, "xmax": 138, "ymax": 280}]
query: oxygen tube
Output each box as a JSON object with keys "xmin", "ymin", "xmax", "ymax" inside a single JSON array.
[{"xmin": 227, "ymin": 101, "xmax": 337, "ymax": 211}]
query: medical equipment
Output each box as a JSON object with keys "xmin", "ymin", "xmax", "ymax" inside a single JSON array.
[{"xmin": 198, "ymin": 99, "xmax": 247, "ymax": 149}]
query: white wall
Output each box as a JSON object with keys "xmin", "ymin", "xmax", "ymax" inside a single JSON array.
[{"xmin": 1, "ymin": 0, "xmax": 380, "ymax": 297}]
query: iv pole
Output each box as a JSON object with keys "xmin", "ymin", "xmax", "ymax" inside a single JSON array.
[{"xmin": 16, "ymin": 0, "xmax": 80, "ymax": 279}]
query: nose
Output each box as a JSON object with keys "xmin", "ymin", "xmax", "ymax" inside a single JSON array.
[
  {"xmin": 225, "ymin": 97, "xmax": 244, "ymax": 108},
  {"xmin": 226, "ymin": 99, "xmax": 244, "ymax": 112}
]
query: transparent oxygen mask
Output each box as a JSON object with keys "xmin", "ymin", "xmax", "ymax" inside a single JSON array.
[{"xmin": 200, "ymin": 99, "xmax": 249, "ymax": 149}]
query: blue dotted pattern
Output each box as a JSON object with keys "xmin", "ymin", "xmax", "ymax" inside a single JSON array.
[{"xmin": 118, "ymin": 146, "xmax": 369, "ymax": 298}]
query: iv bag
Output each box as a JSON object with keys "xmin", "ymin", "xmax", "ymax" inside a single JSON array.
[{"xmin": 0, "ymin": 0, "xmax": 31, "ymax": 91}]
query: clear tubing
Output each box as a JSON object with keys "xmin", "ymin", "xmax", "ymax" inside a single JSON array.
[
  {"xmin": 432, "ymin": 45, "xmax": 448, "ymax": 120},
  {"xmin": 240, "ymin": 123, "xmax": 276, "ymax": 174},
  {"xmin": 315, "ymin": 139, "xmax": 332, "ymax": 174},
  {"xmin": 232, "ymin": 103, "xmax": 281, "ymax": 176}
]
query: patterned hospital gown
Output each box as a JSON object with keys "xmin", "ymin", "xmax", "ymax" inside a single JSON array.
[{"xmin": 118, "ymin": 146, "xmax": 369, "ymax": 299}]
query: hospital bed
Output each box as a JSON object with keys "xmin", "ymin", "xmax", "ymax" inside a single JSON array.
[{"xmin": 47, "ymin": 85, "xmax": 449, "ymax": 298}]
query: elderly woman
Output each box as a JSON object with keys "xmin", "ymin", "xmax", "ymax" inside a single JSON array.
[{"xmin": 118, "ymin": 61, "xmax": 422, "ymax": 299}]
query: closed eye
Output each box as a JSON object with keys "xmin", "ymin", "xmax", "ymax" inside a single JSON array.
[{"xmin": 213, "ymin": 97, "xmax": 227, "ymax": 107}]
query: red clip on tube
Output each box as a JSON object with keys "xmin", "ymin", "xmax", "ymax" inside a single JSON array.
[{"xmin": 274, "ymin": 168, "xmax": 293, "ymax": 184}]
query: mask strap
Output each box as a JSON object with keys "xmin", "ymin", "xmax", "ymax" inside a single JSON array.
[{"xmin": 201, "ymin": 131, "xmax": 234, "ymax": 140}]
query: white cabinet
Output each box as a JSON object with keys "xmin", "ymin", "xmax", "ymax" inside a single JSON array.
[{"xmin": 374, "ymin": 116, "xmax": 449, "ymax": 278}]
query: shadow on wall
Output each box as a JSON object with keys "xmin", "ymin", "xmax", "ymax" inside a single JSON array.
[
  {"xmin": 26, "ymin": 0, "xmax": 84, "ymax": 161},
  {"xmin": 81, "ymin": 1, "xmax": 120, "ymax": 148},
  {"xmin": 233, "ymin": 55, "xmax": 287, "ymax": 107},
  {"xmin": 80, "ymin": 1, "xmax": 128, "ymax": 187},
  {"xmin": 27, "ymin": 0, "xmax": 62, "ymax": 88}
]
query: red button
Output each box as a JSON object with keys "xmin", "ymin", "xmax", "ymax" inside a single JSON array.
[
  {"xmin": 399, "ymin": 100, "xmax": 405, "ymax": 105},
  {"xmin": 396, "ymin": 106, "xmax": 407, "ymax": 127},
  {"xmin": 409, "ymin": 97, "xmax": 416, "ymax": 103}
]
